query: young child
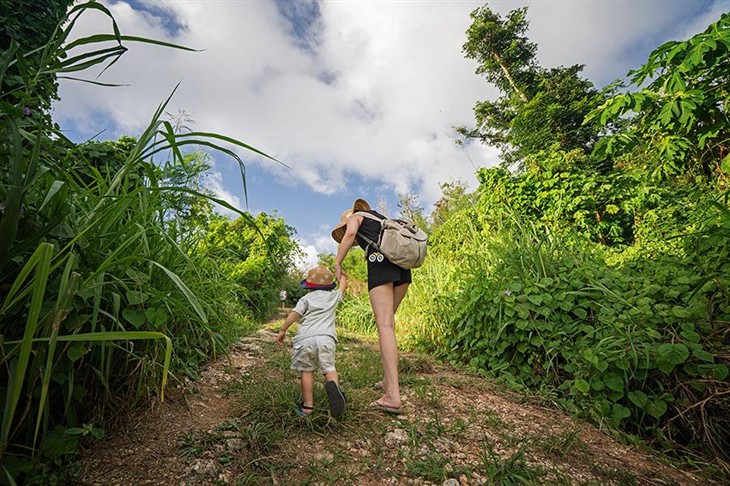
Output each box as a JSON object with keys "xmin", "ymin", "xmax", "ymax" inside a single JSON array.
[{"xmin": 276, "ymin": 266, "xmax": 348, "ymax": 417}]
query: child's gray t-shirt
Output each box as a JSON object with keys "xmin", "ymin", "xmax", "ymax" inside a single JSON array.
[{"xmin": 292, "ymin": 290, "xmax": 342, "ymax": 344}]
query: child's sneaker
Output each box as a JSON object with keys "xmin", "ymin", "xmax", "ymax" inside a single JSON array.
[{"xmin": 325, "ymin": 381, "xmax": 346, "ymax": 417}]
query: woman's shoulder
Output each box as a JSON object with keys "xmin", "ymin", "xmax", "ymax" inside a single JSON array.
[
  {"xmin": 350, "ymin": 210, "xmax": 380, "ymax": 222},
  {"xmin": 359, "ymin": 209, "xmax": 386, "ymax": 219}
]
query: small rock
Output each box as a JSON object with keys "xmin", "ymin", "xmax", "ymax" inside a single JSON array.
[
  {"xmin": 442, "ymin": 479, "xmax": 459, "ymax": 486},
  {"xmin": 314, "ymin": 451, "xmax": 334, "ymax": 463},
  {"xmin": 226, "ymin": 438, "xmax": 243, "ymax": 450},
  {"xmin": 217, "ymin": 470, "xmax": 233, "ymax": 484},
  {"xmin": 385, "ymin": 428, "xmax": 408, "ymax": 447},
  {"xmin": 214, "ymin": 443, "xmax": 227, "ymax": 454},
  {"xmin": 458, "ymin": 474, "xmax": 468, "ymax": 486},
  {"xmin": 189, "ymin": 458, "xmax": 217, "ymax": 477}
]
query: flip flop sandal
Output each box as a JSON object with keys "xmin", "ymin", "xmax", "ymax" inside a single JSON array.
[
  {"xmin": 325, "ymin": 381, "xmax": 347, "ymax": 418},
  {"xmin": 295, "ymin": 402, "xmax": 315, "ymax": 417},
  {"xmin": 369, "ymin": 400, "xmax": 403, "ymax": 414}
]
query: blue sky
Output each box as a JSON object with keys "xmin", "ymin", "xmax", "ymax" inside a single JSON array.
[{"xmin": 54, "ymin": 0, "xmax": 729, "ymax": 267}]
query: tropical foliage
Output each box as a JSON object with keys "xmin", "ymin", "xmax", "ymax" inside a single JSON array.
[
  {"xmin": 0, "ymin": 2, "xmax": 298, "ymax": 483},
  {"xmin": 3, "ymin": 0, "xmax": 729, "ymax": 482},
  {"xmin": 458, "ymin": 6, "xmax": 606, "ymax": 166},
  {"xmin": 339, "ymin": 6, "xmax": 730, "ymax": 477},
  {"xmin": 201, "ymin": 212, "xmax": 299, "ymax": 320},
  {"xmin": 586, "ymin": 13, "xmax": 730, "ymax": 180}
]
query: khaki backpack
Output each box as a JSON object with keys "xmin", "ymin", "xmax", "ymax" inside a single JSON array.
[{"xmin": 353, "ymin": 212, "xmax": 428, "ymax": 269}]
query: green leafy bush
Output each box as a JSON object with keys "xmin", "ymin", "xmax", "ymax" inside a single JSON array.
[
  {"xmin": 392, "ymin": 209, "xmax": 728, "ymax": 465},
  {"xmin": 200, "ymin": 212, "xmax": 298, "ymax": 320},
  {"xmin": 337, "ymin": 293, "xmax": 377, "ymax": 334},
  {"xmin": 368, "ymin": 5, "xmax": 730, "ymax": 473}
]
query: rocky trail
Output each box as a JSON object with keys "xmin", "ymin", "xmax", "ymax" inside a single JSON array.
[{"xmin": 76, "ymin": 315, "xmax": 707, "ymax": 485}]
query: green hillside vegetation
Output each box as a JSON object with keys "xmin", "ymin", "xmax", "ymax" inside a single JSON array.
[
  {"xmin": 342, "ymin": 7, "xmax": 730, "ymax": 478},
  {"xmin": 1, "ymin": 1, "xmax": 728, "ymax": 483},
  {"xmin": 0, "ymin": 2, "xmax": 299, "ymax": 482},
  {"xmin": 339, "ymin": 6, "xmax": 730, "ymax": 477}
]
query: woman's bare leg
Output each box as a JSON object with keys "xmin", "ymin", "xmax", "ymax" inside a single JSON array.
[
  {"xmin": 394, "ymin": 282, "xmax": 409, "ymax": 313},
  {"xmin": 374, "ymin": 282, "xmax": 410, "ymax": 393},
  {"xmin": 370, "ymin": 283, "xmax": 401, "ymax": 408}
]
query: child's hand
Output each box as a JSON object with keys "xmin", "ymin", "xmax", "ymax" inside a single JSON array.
[{"xmin": 276, "ymin": 330, "xmax": 286, "ymax": 346}]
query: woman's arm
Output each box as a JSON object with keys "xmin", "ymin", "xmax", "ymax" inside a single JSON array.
[{"xmin": 334, "ymin": 215, "xmax": 362, "ymax": 279}]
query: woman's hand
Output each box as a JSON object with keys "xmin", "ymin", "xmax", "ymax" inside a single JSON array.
[{"xmin": 334, "ymin": 263, "xmax": 343, "ymax": 279}]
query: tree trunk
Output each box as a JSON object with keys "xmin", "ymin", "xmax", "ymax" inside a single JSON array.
[{"xmin": 492, "ymin": 52, "xmax": 528, "ymax": 102}]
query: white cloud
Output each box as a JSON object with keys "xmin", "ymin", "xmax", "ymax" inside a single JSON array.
[
  {"xmin": 298, "ymin": 230, "xmax": 341, "ymax": 262},
  {"xmin": 55, "ymin": 0, "xmax": 496, "ymax": 203},
  {"xmin": 204, "ymin": 170, "xmax": 242, "ymax": 218},
  {"xmin": 53, "ymin": 0, "xmax": 729, "ymax": 257},
  {"xmin": 294, "ymin": 241, "xmax": 320, "ymax": 272},
  {"xmin": 520, "ymin": 0, "xmax": 727, "ymax": 85}
]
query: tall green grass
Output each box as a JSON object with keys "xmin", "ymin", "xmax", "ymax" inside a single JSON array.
[
  {"xmin": 0, "ymin": 1, "xmax": 280, "ymax": 481},
  {"xmin": 397, "ymin": 206, "xmax": 495, "ymax": 352},
  {"xmin": 398, "ymin": 205, "xmax": 727, "ymax": 471},
  {"xmin": 337, "ymin": 293, "xmax": 376, "ymax": 334}
]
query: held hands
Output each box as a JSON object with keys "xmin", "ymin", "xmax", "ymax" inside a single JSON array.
[{"xmin": 334, "ymin": 263, "xmax": 343, "ymax": 280}]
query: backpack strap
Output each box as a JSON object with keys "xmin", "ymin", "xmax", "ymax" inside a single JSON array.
[
  {"xmin": 351, "ymin": 211, "xmax": 384, "ymax": 254},
  {"xmin": 352, "ymin": 211, "xmax": 385, "ymax": 222}
]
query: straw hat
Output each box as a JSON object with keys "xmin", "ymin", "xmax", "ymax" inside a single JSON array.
[
  {"xmin": 331, "ymin": 198, "xmax": 371, "ymax": 243},
  {"xmin": 299, "ymin": 266, "xmax": 336, "ymax": 290}
]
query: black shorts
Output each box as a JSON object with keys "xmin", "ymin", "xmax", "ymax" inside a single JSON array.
[{"xmin": 366, "ymin": 252, "xmax": 412, "ymax": 291}]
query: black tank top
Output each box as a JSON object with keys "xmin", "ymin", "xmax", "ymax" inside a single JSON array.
[{"xmin": 355, "ymin": 210, "xmax": 384, "ymax": 255}]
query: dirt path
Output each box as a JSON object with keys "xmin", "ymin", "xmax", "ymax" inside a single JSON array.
[
  {"xmin": 76, "ymin": 318, "xmax": 709, "ymax": 485},
  {"xmin": 76, "ymin": 332, "xmax": 268, "ymax": 485}
]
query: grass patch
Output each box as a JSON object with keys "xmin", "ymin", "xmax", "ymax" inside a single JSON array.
[
  {"xmin": 412, "ymin": 379, "xmax": 442, "ymax": 409},
  {"xmin": 407, "ymin": 452, "xmax": 452, "ymax": 482},
  {"xmin": 531, "ymin": 428, "xmax": 585, "ymax": 460},
  {"xmin": 478, "ymin": 440, "xmax": 545, "ymax": 485},
  {"xmin": 475, "ymin": 408, "xmax": 512, "ymax": 432},
  {"xmin": 191, "ymin": 323, "xmax": 693, "ymax": 486},
  {"xmin": 587, "ymin": 462, "xmax": 639, "ymax": 486},
  {"xmin": 399, "ymin": 353, "xmax": 436, "ymax": 374},
  {"xmin": 179, "ymin": 430, "xmax": 215, "ymax": 460}
]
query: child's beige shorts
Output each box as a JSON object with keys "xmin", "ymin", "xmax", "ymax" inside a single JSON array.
[{"xmin": 291, "ymin": 335, "xmax": 336, "ymax": 374}]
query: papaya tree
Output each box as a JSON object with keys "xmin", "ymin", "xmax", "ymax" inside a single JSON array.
[{"xmin": 586, "ymin": 13, "xmax": 730, "ymax": 180}]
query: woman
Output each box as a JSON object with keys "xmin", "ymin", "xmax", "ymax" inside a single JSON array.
[{"xmin": 332, "ymin": 198, "xmax": 410, "ymax": 413}]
